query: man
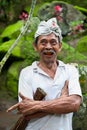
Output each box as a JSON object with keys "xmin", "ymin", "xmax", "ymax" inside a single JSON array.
[{"xmin": 7, "ymin": 18, "xmax": 82, "ymax": 130}]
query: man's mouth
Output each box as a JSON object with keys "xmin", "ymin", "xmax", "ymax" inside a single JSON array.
[{"xmin": 43, "ymin": 50, "xmax": 55, "ymax": 55}]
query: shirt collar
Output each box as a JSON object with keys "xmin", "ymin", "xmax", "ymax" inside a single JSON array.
[
  {"xmin": 32, "ymin": 60, "xmax": 66, "ymax": 73},
  {"xmin": 58, "ymin": 60, "xmax": 66, "ymax": 67}
]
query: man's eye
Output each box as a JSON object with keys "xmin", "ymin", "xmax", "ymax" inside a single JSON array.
[
  {"xmin": 41, "ymin": 40, "xmax": 47, "ymax": 45},
  {"xmin": 50, "ymin": 40, "xmax": 57, "ymax": 45}
]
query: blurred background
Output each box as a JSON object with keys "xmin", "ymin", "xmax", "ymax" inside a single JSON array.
[{"xmin": 0, "ymin": 0, "xmax": 87, "ymax": 129}]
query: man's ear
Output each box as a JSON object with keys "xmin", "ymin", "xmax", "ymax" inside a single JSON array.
[
  {"xmin": 33, "ymin": 42, "xmax": 38, "ymax": 51},
  {"xmin": 59, "ymin": 43, "xmax": 62, "ymax": 52}
]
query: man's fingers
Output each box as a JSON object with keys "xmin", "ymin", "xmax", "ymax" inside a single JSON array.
[
  {"xmin": 61, "ymin": 80, "xmax": 69, "ymax": 96},
  {"xmin": 7, "ymin": 93, "xmax": 29, "ymax": 113},
  {"xmin": 63, "ymin": 80, "xmax": 69, "ymax": 91},
  {"xmin": 6, "ymin": 103, "xmax": 19, "ymax": 112},
  {"xmin": 19, "ymin": 92, "xmax": 28, "ymax": 100},
  {"xmin": 64, "ymin": 80, "xmax": 69, "ymax": 87}
]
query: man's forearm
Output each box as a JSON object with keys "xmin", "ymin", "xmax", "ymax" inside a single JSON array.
[
  {"xmin": 25, "ymin": 112, "xmax": 49, "ymax": 120},
  {"xmin": 37, "ymin": 95, "xmax": 81, "ymax": 114}
]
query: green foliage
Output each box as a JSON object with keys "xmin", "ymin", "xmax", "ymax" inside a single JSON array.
[
  {"xmin": 20, "ymin": 36, "xmax": 39, "ymax": 62},
  {"xmin": 1, "ymin": 17, "xmax": 40, "ymax": 39},
  {"xmin": 74, "ymin": 6, "xmax": 87, "ymax": 15},
  {"xmin": 28, "ymin": 17, "xmax": 40, "ymax": 35},
  {"xmin": 1, "ymin": 21, "xmax": 23, "ymax": 38},
  {"xmin": 76, "ymin": 36, "xmax": 87, "ymax": 56},
  {"xmin": 0, "ymin": 39, "xmax": 15, "ymax": 50},
  {"xmin": 78, "ymin": 65, "xmax": 87, "ymax": 95},
  {"xmin": 6, "ymin": 62, "xmax": 20, "ymax": 98},
  {"xmin": 70, "ymin": 20, "xmax": 83, "ymax": 27},
  {"xmin": 33, "ymin": 3, "xmax": 43, "ymax": 17},
  {"xmin": 0, "ymin": 39, "xmax": 22, "ymax": 58},
  {"xmin": 0, "ymin": 17, "xmax": 40, "ymax": 59},
  {"xmin": 60, "ymin": 42, "xmax": 87, "ymax": 64},
  {"xmin": 78, "ymin": 65, "xmax": 87, "ymax": 76}
]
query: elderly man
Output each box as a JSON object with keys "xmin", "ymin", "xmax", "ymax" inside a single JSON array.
[{"xmin": 7, "ymin": 18, "xmax": 82, "ymax": 130}]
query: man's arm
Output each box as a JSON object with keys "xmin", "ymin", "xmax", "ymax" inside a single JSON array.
[
  {"xmin": 7, "ymin": 81, "xmax": 82, "ymax": 117},
  {"xmin": 19, "ymin": 80, "xmax": 81, "ymax": 115},
  {"xmin": 25, "ymin": 80, "xmax": 69, "ymax": 120},
  {"xmin": 37, "ymin": 95, "xmax": 81, "ymax": 114},
  {"xmin": 7, "ymin": 81, "xmax": 68, "ymax": 114},
  {"xmin": 25, "ymin": 95, "xmax": 81, "ymax": 120},
  {"xmin": 18, "ymin": 94, "xmax": 81, "ymax": 116}
]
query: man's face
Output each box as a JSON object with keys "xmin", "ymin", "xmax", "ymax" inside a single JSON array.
[{"xmin": 34, "ymin": 33, "xmax": 62, "ymax": 64}]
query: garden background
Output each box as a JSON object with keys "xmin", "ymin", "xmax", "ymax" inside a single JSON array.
[{"xmin": 0, "ymin": 0, "xmax": 87, "ymax": 129}]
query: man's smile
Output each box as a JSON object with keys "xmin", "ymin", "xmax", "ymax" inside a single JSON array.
[{"xmin": 43, "ymin": 50, "xmax": 55, "ymax": 56}]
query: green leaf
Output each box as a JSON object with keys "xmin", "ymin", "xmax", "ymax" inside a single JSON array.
[
  {"xmin": 0, "ymin": 39, "xmax": 15, "ymax": 50},
  {"xmin": 74, "ymin": 6, "xmax": 87, "ymax": 14},
  {"xmin": 0, "ymin": 39, "xmax": 21, "ymax": 57},
  {"xmin": 1, "ymin": 21, "xmax": 24, "ymax": 38}
]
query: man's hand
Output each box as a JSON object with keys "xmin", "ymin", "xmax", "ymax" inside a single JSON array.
[
  {"xmin": 6, "ymin": 92, "xmax": 38, "ymax": 115},
  {"xmin": 7, "ymin": 92, "xmax": 28, "ymax": 112}
]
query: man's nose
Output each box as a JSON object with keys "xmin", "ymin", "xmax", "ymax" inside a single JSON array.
[{"xmin": 46, "ymin": 43, "xmax": 52, "ymax": 48}]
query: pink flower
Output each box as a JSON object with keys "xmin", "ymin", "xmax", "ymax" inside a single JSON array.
[
  {"xmin": 74, "ymin": 24, "xmax": 83, "ymax": 31},
  {"xmin": 19, "ymin": 10, "xmax": 28, "ymax": 20},
  {"xmin": 54, "ymin": 5, "xmax": 62, "ymax": 12}
]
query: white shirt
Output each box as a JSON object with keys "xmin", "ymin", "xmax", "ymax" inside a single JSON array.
[{"xmin": 18, "ymin": 60, "xmax": 82, "ymax": 130}]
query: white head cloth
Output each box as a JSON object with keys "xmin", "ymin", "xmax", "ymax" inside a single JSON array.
[{"xmin": 35, "ymin": 18, "xmax": 62, "ymax": 42}]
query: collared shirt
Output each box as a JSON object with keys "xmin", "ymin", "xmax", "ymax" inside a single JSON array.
[{"xmin": 18, "ymin": 60, "xmax": 82, "ymax": 130}]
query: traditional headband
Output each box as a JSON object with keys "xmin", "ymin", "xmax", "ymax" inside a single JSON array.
[{"xmin": 35, "ymin": 18, "xmax": 62, "ymax": 42}]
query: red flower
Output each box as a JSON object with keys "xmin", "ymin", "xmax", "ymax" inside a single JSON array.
[
  {"xmin": 54, "ymin": 5, "xmax": 62, "ymax": 12},
  {"xmin": 19, "ymin": 10, "xmax": 28, "ymax": 20}
]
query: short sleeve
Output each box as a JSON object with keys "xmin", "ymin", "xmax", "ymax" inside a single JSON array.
[
  {"xmin": 67, "ymin": 65, "xmax": 82, "ymax": 97},
  {"xmin": 18, "ymin": 67, "xmax": 33, "ymax": 102}
]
